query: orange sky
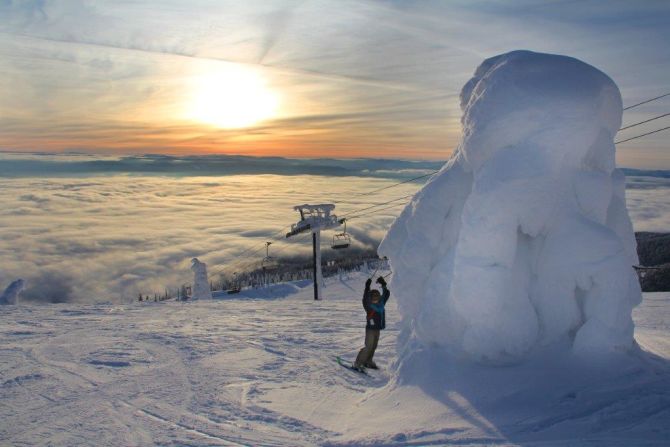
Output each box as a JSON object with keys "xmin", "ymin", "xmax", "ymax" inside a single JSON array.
[{"xmin": 0, "ymin": 1, "xmax": 668, "ymax": 166}]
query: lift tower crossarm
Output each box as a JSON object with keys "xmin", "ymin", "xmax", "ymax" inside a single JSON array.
[{"xmin": 286, "ymin": 204, "xmax": 342, "ymax": 300}]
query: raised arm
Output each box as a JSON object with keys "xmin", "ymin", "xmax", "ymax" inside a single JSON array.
[
  {"xmin": 376, "ymin": 277, "xmax": 390, "ymax": 304},
  {"xmin": 362, "ymin": 278, "xmax": 372, "ymax": 311}
]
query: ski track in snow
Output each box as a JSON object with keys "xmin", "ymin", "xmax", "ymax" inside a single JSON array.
[{"xmin": 1, "ymin": 273, "xmax": 669, "ymax": 446}]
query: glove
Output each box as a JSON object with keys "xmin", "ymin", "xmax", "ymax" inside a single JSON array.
[
  {"xmin": 365, "ymin": 278, "xmax": 372, "ymax": 288},
  {"xmin": 376, "ymin": 277, "xmax": 386, "ymax": 286}
]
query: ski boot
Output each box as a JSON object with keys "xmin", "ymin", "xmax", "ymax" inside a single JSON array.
[
  {"xmin": 364, "ymin": 360, "xmax": 379, "ymax": 370},
  {"xmin": 352, "ymin": 362, "xmax": 366, "ymax": 373}
]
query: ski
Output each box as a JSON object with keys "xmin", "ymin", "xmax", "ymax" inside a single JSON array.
[{"xmin": 336, "ymin": 356, "xmax": 368, "ymax": 375}]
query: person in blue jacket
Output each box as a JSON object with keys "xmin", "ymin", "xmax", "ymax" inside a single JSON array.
[{"xmin": 353, "ymin": 276, "xmax": 390, "ymax": 371}]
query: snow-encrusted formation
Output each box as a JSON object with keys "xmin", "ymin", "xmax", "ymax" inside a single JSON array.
[
  {"xmin": 379, "ymin": 50, "xmax": 641, "ymax": 365},
  {"xmin": 1, "ymin": 279, "xmax": 25, "ymax": 305},
  {"xmin": 191, "ymin": 258, "xmax": 212, "ymax": 300}
]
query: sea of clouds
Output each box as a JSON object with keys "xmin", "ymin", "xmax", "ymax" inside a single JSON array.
[
  {"xmin": 1, "ymin": 154, "xmax": 436, "ymax": 302},
  {"xmin": 1, "ymin": 153, "xmax": 669, "ymax": 303}
]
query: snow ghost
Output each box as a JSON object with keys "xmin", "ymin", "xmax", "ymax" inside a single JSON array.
[
  {"xmin": 0, "ymin": 279, "xmax": 25, "ymax": 305},
  {"xmin": 379, "ymin": 50, "xmax": 641, "ymax": 365},
  {"xmin": 191, "ymin": 258, "xmax": 213, "ymax": 300}
]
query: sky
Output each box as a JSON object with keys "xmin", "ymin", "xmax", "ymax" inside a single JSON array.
[{"xmin": 1, "ymin": 0, "xmax": 669, "ymax": 167}]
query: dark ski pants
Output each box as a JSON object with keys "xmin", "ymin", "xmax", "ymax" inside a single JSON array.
[{"xmin": 355, "ymin": 328, "xmax": 380, "ymax": 367}]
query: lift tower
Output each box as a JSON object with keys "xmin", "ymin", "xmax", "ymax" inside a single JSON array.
[{"xmin": 286, "ymin": 204, "xmax": 342, "ymax": 300}]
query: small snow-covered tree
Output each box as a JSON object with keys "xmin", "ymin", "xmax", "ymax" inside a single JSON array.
[{"xmin": 0, "ymin": 279, "xmax": 24, "ymax": 305}]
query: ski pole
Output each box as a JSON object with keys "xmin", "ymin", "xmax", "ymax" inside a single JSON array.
[{"xmin": 369, "ymin": 257, "xmax": 389, "ymax": 280}]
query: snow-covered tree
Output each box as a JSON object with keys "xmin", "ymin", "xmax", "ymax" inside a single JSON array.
[{"xmin": 380, "ymin": 50, "xmax": 641, "ymax": 365}]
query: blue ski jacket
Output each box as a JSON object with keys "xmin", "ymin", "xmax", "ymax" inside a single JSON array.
[{"xmin": 363, "ymin": 281, "xmax": 390, "ymax": 330}]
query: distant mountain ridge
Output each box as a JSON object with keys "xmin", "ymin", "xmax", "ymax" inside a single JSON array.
[
  {"xmin": 1, "ymin": 152, "xmax": 670, "ymax": 180},
  {"xmin": 636, "ymin": 232, "xmax": 670, "ymax": 292},
  {"xmin": 623, "ymin": 169, "xmax": 670, "ymax": 179},
  {"xmin": 0, "ymin": 153, "xmax": 444, "ymax": 179}
]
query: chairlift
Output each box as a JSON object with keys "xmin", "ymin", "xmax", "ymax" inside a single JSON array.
[
  {"xmin": 262, "ymin": 241, "xmax": 279, "ymax": 270},
  {"xmin": 286, "ymin": 204, "xmax": 339, "ymax": 237},
  {"xmin": 332, "ymin": 219, "xmax": 351, "ymax": 250},
  {"xmin": 227, "ymin": 272, "xmax": 241, "ymax": 294},
  {"xmin": 262, "ymin": 256, "xmax": 279, "ymax": 270}
]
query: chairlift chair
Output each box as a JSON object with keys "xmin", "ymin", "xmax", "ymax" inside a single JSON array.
[
  {"xmin": 227, "ymin": 272, "xmax": 241, "ymax": 294},
  {"xmin": 261, "ymin": 241, "xmax": 279, "ymax": 270},
  {"xmin": 332, "ymin": 219, "xmax": 351, "ymax": 249},
  {"xmin": 262, "ymin": 256, "xmax": 279, "ymax": 270}
]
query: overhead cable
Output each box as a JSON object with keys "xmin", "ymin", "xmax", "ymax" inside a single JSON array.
[
  {"xmin": 347, "ymin": 201, "xmax": 410, "ymax": 220},
  {"xmin": 615, "ymin": 125, "xmax": 670, "ymax": 144},
  {"xmin": 340, "ymin": 194, "xmax": 415, "ymax": 218},
  {"xmin": 210, "ymin": 93, "xmax": 670, "ymax": 277},
  {"xmin": 350, "ymin": 171, "xmax": 437, "ymax": 197},
  {"xmin": 619, "ymin": 112, "xmax": 670, "ymax": 131},
  {"xmin": 623, "ymin": 92, "xmax": 670, "ymax": 111}
]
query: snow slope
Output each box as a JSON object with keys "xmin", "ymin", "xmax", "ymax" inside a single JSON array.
[{"xmin": 1, "ymin": 272, "xmax": 668, "ymax": 446}]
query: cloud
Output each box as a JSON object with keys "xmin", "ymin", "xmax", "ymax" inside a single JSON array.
[
  {"xmin": 1, "ymin": 155, "xmax": 666, "ymax": 304},
  {"xmin": 0, "ymin": 167, "xmax": 429, "ymax": 302},
  {"xmin": 19, "ymin": 193, "xmax": 49, "ymax": 204},
  {"xmin": 625, "ymin": 176, "xmax": 670, "ymax": 232},
  {"xmin": 1, "ymin": 1, "xmax": 668, "ymax": 163},
  {"xmin": 20, "ymin": 270, "xmax": 74, "ymax": 304}
]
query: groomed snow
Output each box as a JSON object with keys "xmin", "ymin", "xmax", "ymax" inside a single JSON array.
[
  {"xmin": 1, "ymin": 272, "xmax": 668, "ymax": 446},
  {"xmin": 379, "ymin": 50, "xmax": 641, "ymax": 364}
]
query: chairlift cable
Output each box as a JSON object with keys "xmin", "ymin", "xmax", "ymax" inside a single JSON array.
[
  {"xmin": 349, "ymin": 172, "xmax": 437, "ymax": 198},
  {"xmin": 209, "ymin": 92, "xmax": 670, "ymax": 282},
  {"xmin": 623, "ymin": 92, "xmax": 670, "ymax": 111},
  {"xmin": 615, "ymin": 125, "xmax": 670, "ymax": 144},
  {"xmin": 329, "ymin": 93, "xmax": 668, "ymax": 208},
  {"xmin": 346, "ymin": 201, "xmax": 410, "ymax": 220},
  {"xmin": 340, "ymin": 193, "xmax": 415, "ymax": 218},
  {"xmin": 619, "ymin": 112, "xmax": 670, "ymax": 131},
  {"xmin": 209, "ymin": 223, "xmax": 294, "ymax": 278},
  {"xmin": 331, "ymin": 92, "xmax": 668, "ymax": 205},
  {"xmin": 264, "ymin": 230, "xmax": 313, "ymax": 259},
  {"xmin": 345, "ymin": 122, "xmax": 670, "ymax": 220}
]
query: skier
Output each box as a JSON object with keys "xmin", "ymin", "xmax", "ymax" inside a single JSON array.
[{"xmin": 353, "ymin": 276, "xmax": 390, "ymax": 371}]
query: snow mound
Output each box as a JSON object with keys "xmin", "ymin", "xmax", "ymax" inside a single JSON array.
[
  {"xmin": 1, "ymin": 279, "xmax": 25, "ymax": 305},
  {"xmin": 379, "ymin": 50, "xmax": 641, "ymax": 365}
]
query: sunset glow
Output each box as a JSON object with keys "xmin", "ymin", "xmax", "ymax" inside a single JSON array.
[
  {"xmin": 185, "ymin": 66, "xmax": 280, "ymax": 129},
  {"xmin": 0, "ymin": 2, "xmax": 668, "ymax": 166}
]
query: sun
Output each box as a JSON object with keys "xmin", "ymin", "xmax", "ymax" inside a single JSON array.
[{"xmin": 186, "ymin": 66, "xmax": 279, "ymax": 129}]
